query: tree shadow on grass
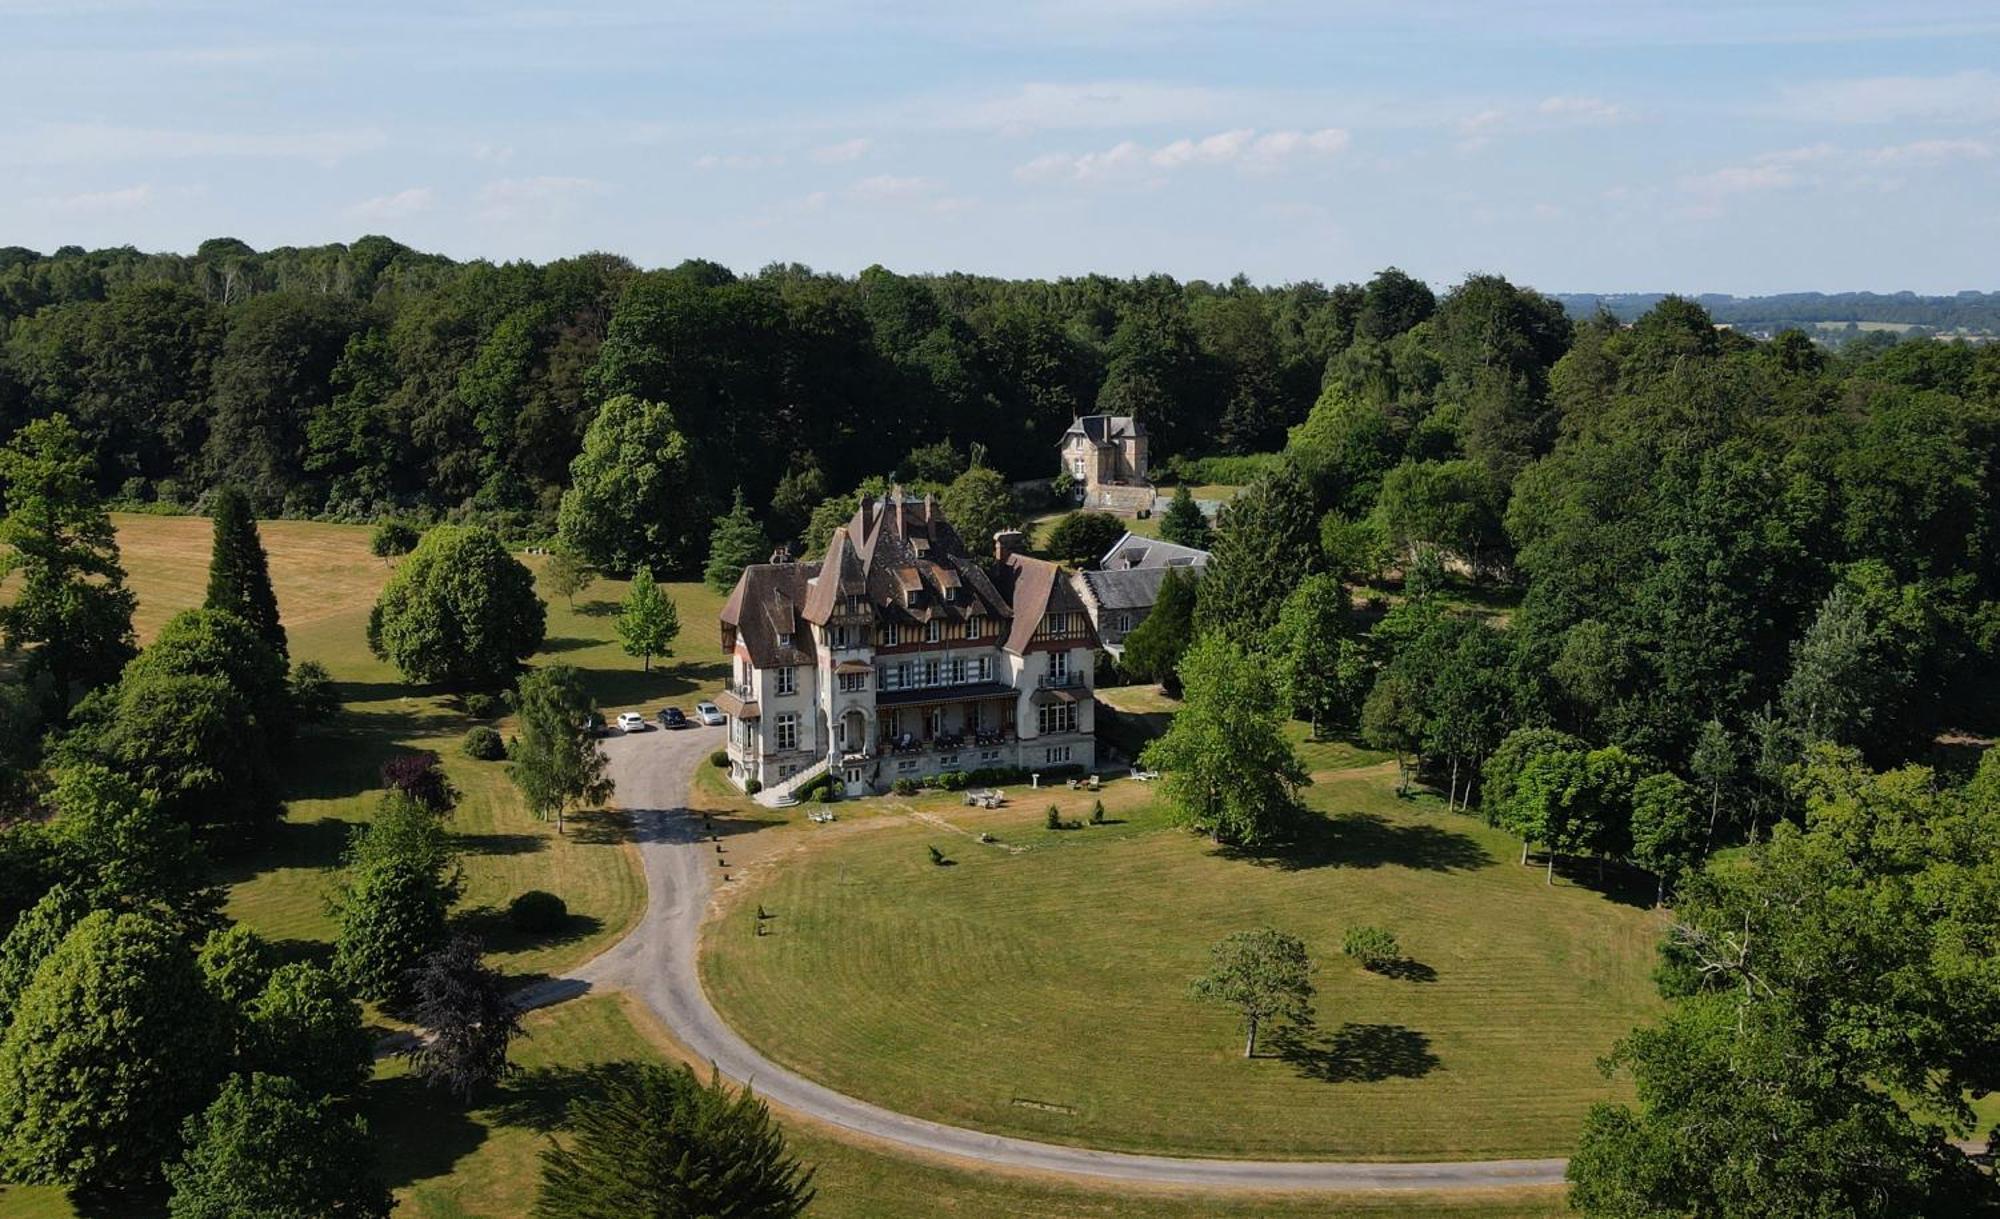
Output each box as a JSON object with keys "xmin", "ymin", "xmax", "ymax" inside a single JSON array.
[
  {"xmin": 566, "ymin": 808, "xmax": 635, "ymax": 845},
  {"xmin": 452, "ymin": 831, "xmax": 548, "ymax": 857},
  {"xmin": 1545, "ymin": 855, "xmax": 1656, "ymax": 911},
  {"xmin": 209, "ymin": 816, "xmax": 361, "ymax": 886},
  {"xmin": 1369, "ymin": 957, "xmax": 1439, "ymax": 983},
  {"xmin": 56, "ymin": 1186, "xmax": 165, "ymax": 1219},
  {"xmin": 575, "ymin": 661, "xmax": 729, "ymax": 710},
  {"xmin": 575, "ymin": 598, "xmax": 620, "ymax": 618},
  {"xmin": 536, "ymin": 635, "xmax": 598, "ymax": 654},
  {"xmin": 365, "ymin": 1072, "xmax": 491, "ymax": 1191},
  {"xmin": 483, "ymin": 1062, "xmax": 634, "ymax": 1134},
  {"xmin": 1216, "ymin": 811, "xmax": 1493, "ymax": 874},
  {"xmin": 1269, "ymin": 1021, "xmax": 1440, "ymax": 1084},
  {"xmin": 454, "ymin": 906, "xmax": 605, "ymax": 956}
]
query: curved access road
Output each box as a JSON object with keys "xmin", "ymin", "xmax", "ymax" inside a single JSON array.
[{"xmin": 527, "ymin": 726, "xmax": 1568, "ymax": 1193}]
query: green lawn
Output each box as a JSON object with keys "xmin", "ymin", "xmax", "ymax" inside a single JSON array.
[
  {"xmin": 702, "ymin": 762, "xmax": 1666, "ymax": 1161},
  {"xmin": 0, "ymin": 994, "xmax": 1566, "ymax": 1219},
  {"xmin": 97, "ymin": 514, "xmax": 734, "ymax": 985}
]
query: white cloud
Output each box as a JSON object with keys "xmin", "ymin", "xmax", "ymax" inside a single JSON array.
[
  {"xmin": 811, "ymin": 137, "xmax": 872, "ymax": 163},
  {"xmin": 41, "ymin": 183, "xmax": 154, "ymax": 212},
  {"xmin": 1775, "ymin": 69, "xmax": 2000, "ymax": 124},
  {"xmin": 694, "ymin": 152, "xmax": 784, "ymax": 170},
  {"xmin": 952, "ymin": 81, "xmax": 1259, "ymax": 133},
  {"xmin": 0, "ymin": 122, "xmax": 384, "ymax": 167},
  {"xmin": 346, "ymin": 187, "xmax": 436, "ymax": 221},
  {"xmin": 1860, "ymin": 137, "xmax": 1992, "ymax": 164},
  {"xmin": 1535, "ymin": 95, "xmax": 1624, "ymax": 124},
  {"xmin": 475, "ymin": 176, "xmax": 605, "ymax": 223},
  {"xmin": 1019, "ymin": 126, "xmax": 1347, "ymax": 182},
  {"xmin": 848, "ymin": 174, "xmax": 939, "ymax": 201}
]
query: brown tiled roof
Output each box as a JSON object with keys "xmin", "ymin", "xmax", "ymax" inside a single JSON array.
[
  {"xmin": 728, "ymin": 491, "xmax": 1104, "ymax": 664},
  {"xmin": 994, "ymin": 552, "xmax": 1095, "ymax": 654},
  {"xmin": 720, "ymin": 562, "xmax": 819, "ymax": 668}
]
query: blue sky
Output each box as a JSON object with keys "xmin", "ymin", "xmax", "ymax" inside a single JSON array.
[{"xmin": 5, "ymin": 0, "xmax": 1999, "ymax": 293}]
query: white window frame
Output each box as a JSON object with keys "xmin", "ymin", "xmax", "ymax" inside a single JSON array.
[
  {"xmin": 1046, "ymin": 745, "xmax": 1072, "ymax": 764},
  {"xmin": 775, "ymin": 712, "xmax": 799, "ymax": 752},
  {"xmin": 1048, "ymin": 651, "xmax": 1070, "ymax": 682},
  {"xmin": 775, "ymin": 666, "xmax": 796, "ymax": 696},
  {"xmin": 925, "ymin": 619, "xmax": 942, "ymax": 643},
  {"xmin": 1038, "ymin": 701, "xmax": 1078, "ymax": 735}
]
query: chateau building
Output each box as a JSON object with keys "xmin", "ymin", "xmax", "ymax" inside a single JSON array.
[
  {"xmin": 1059, "ymin": 414, "xmax": 1152, "ymax": 512},
  {"xmin": 1071, "ymin": 533, "xmax": 1210, "ymax": 655},
  {"xmin": 718, "ymin": 492, "xmax": 1098, "ymax": 803}
]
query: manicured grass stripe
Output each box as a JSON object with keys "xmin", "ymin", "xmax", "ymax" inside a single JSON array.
[{"xmin": 703, "ymin": 765, "xmax": 1664, "ymax": 1160}]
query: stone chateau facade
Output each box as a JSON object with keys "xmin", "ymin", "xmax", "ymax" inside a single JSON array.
[{"xmin": 718, "ymin": 491, "xmax": 1098, "ymax": 802}]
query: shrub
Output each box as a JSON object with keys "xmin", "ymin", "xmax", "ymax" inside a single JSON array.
[
  {"xmin": 938, "ymin": 770, "xmax": 968, "ymax": 791},
  {"xmin": 709, "ymin": 749, "xmax": 729, "ymax": 769},
  {"xmin": 462, "ymin": 726, "xmax": 506, "ymax": 761},
  {"xmin": 1045, "ymin": 805, "xmax": 1062, "ymax": 830},
  {"xmin": 507, "ymin": 890, "xmax": 568, "ymax": 933},
  {"xmin": 380, "ymin": 752, "xmax": 457, "ymax": 814},
  {"xmin": 463, "ymin": 691, "xmax": 500, "ymax": 719},
  {"xmin": 891, "ymin": 778, "xmax": 920, "ymax": 797},
  {"xmin": 1342, "ymin": 926, "xmax": 1402, "ymax": 971},
  {"xmin": 1090, "ymin": 799, "xmax": 1106, "ymax": 825},
  {"xmin": 288, "ymin": 660, "xmax": 338, "ymax": 723},
  {"xmin": 370, "ymin": 519, "xmax": 420, "ymax": 560},
  {"xmin": 745, "ymin": 779, "xmax": 762, "ymax": 796},
  {"xmin": 927, "ymin": 845, "xmax": 946, "ymax": 866},
  {"xmin": 964, "ymin": 766, "xmax": 1028, "ymax": 787}
]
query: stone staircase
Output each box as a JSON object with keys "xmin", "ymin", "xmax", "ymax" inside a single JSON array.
[{"xmin": 755, "ymin": 757, "xmax": 830, "ymax": 809}]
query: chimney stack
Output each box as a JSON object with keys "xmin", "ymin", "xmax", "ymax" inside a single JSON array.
[{"xmin": 993, "ymin": 529, "xmax": 1027, "ymax": 561}]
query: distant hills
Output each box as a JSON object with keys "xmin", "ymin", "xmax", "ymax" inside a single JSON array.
[{"xmin": 1554, "ymin": 291, "xmax": 2000, "ymax": 341}]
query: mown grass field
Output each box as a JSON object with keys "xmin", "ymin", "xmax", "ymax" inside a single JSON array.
[
  {"xmin": 1, "ymin": 994, "xmax": 1567, "ymax": 1219},
  {"xmin": 702, "ymin": 749, "xmax": 1667, "ymax": 1160},
  {"xmin": 0, "ymin": 516, "xmax": 1582, "ymax": 1216},
  {"xmin": 93, "ymin": 513, "xmax": 734, "ymax": 986}
]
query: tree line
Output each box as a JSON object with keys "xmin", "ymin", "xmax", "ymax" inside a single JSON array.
[{"xmin": 0, "ymin": 238, "xmax": 1459, "ymax": 564}]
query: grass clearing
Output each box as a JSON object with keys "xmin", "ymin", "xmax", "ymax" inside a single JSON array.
[
  {"xmin": 0, "ymin": 994, "xmax": 1566, "ymax": 1219},
  {"xmin": 702, "ymin": 762, "xmax": 1665, "ymax": 1161},
  {"xmin": 94, "ymin": 514, "xmax": 734, "ymax": 985}
]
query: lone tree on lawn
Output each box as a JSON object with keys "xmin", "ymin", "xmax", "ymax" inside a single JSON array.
[
  {"xmin": 617, "ymin": 566, "xmax": 681, "ymax": 672},
  {"xmin": 1158, "ymin": 484, "xmax": 1211, "ymax": 549},
  {"xmin": 1190, "ymin": 928, "xmax": 1315, "ymax": 1058},
  {"xmin": 509, "ymin": 662, "xmax": 613, "ymax": 835},
  {"xmin": 704, "ymin": 488, "xmax": 772, "ymax": 592},
  {"xmin": 368, "ymin": 525, "xmax": 546, "ymax": 689},
  {"xmin": 203, "ymin": 484, "xmax": 287, "ymax": 659},
  {"xmin": 534, "ymin": 1062, "xmax": 815, "ymax": 1219},
  {"xmin": 403, "ymin": 935, "xmax": 524, "ymax": 1101},
  {"xmin": 1140, "ymin": 634, "xmax": 1310, "ymax": 846},
  {"xmin": 543, "ymin": 547, "xmax": 595, "ymax": 610}
]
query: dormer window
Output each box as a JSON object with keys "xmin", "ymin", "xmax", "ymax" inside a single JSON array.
[{"xmin": 778, "ymin": 631, "xmax": 793, "ymax": 647}]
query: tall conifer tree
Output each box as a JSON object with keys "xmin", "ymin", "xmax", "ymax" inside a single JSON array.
[{"xmin": 203, "ymin": 485, "xmax": 286, "ymax": 659}]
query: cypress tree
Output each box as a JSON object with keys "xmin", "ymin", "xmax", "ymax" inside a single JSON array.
[{"xmin": 204, "ymin": 485, "xmax": 287, "ymax": 659}]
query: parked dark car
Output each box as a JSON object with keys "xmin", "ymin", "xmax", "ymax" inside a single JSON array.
[
  {"xmin": 657, "ymin": 707, "xmax": 689, "ymax": 730},
  {"xmin": 582, "ymin": 712, "xmax": 608, "ymax": 738}
]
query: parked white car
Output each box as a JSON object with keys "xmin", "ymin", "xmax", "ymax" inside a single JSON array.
[
  {"xmin": 695, "ymin": 701, "xmax": 725, "ymax": 726},
  {"xmin": 615, "ymin": 711, "xmax": 648, "ymax": 733}
]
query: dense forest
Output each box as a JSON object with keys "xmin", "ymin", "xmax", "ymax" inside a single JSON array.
[
  {"xmin": 6, "ymin": 235, "xmax": 2000, "ymax": 786},
  {"xmin": 0, "ymin": 236, "xmax": 1391, "ymax": 536}
]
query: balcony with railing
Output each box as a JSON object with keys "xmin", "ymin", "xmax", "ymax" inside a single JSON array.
[{"xmin": 1037, "ymin": 670, "xmax": 1085, "ymax": 690}]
